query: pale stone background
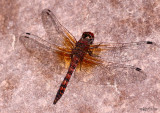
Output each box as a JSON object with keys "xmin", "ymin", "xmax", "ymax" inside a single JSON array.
[{"xmin": 0, "ymin": 0, "xmax": 160, "ymax": 113}]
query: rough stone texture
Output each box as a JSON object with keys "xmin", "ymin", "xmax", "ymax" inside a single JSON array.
[{"xmin": 0, "ymin": 0, "xmax": 160, "ymax": 113}]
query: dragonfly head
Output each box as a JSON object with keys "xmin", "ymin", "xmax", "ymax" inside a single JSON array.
[{"xmin": 82, "ymin": 32, "xmax": 94, "ymax": 45}]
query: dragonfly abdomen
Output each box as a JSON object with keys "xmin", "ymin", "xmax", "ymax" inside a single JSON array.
[{"xmin": 53, "ymin": 57, "xmax": 80, "ymax": 104}]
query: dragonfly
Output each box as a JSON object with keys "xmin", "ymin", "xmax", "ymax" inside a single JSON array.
[{"xmin": 19, "ymin": 9, "xmax": 158, "ymax": 104}]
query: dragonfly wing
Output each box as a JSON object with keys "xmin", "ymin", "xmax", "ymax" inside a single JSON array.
[
  {"xmin": 41, "ymin": 9, "xmax": 76, "ymax": 49},
  {"xmin": 74, "ymin": 41, "xmax": 158, "ymax": 85},
  {"xmin": 90, "ymin": 41, "xmax": 159, "ymax": 62},
  {"xmin": 19, "ymin": 33, "xmax": 72, "ymax": 75},
  {"xmin": 74, "ymin": 56, "xmax": 147, "ymax": 86}
]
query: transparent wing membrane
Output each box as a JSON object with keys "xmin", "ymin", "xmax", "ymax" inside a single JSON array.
[
  {"xmin": 91, "ymin": 41, "xmax": 159, "ymax": 62},
  {"xmin": 74, "ymin": 61, "xmax": 147, "ymax": 86},
  {"xmin": 19, "ymin": 33, "xmax": 72, "ymax": 72},
  {"xmin": 92, "ymin": 41, "xmax": 158, "ymax": 50},
  {"xmin": 41, "ymin": 9, "xmax": 76, "ymax": 49}
]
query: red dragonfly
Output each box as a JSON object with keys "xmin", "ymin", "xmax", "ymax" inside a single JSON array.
[{"xmin": 19, "ymin": 9, "xmax": 158, "ymax": 104}]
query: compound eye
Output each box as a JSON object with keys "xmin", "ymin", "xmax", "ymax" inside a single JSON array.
[
  {"xmin": 82, "ymin": 32, "xmax": 94, "ymax": 40},
  {"xmin": 82, "ymin": 34, "xmax": 87, "ymax": 39}
]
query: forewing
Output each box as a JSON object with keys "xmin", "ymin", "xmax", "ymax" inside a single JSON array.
[
  {"xmin": 41, "ymin": 9, "xmax": 76, "ymax": 49},
  {"xmin": 19, "ymin": 33, "xmax": 72, "ymax": 75},
  {"xmin": 90, "ymin": 41, "xmax": 159, "ymax": 63}
]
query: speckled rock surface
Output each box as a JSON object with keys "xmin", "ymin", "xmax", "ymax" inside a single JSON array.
[{"xmin": 0, "ymin": 0, "xmax": 160, "ymax": 113}]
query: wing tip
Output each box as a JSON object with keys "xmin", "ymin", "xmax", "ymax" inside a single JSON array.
[
  {"xmin": 146, "ymin": 41, "xmax": 160, "ymax": 48},
  {"xmin": 20, "ymin": 33, "xmax": 31, "ymax": 39},
  {"xmin": 135, "ymin": 67, "xmax": 141, "ymax": 71},
  {"xmin": 42, "ymin": 9, "xmax": 52, "ymax": 15}
]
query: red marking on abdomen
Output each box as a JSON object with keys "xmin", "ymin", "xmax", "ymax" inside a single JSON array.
[{"xmin": 53, "ymin": 57, "xmax": 80, "ymax": 104}]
